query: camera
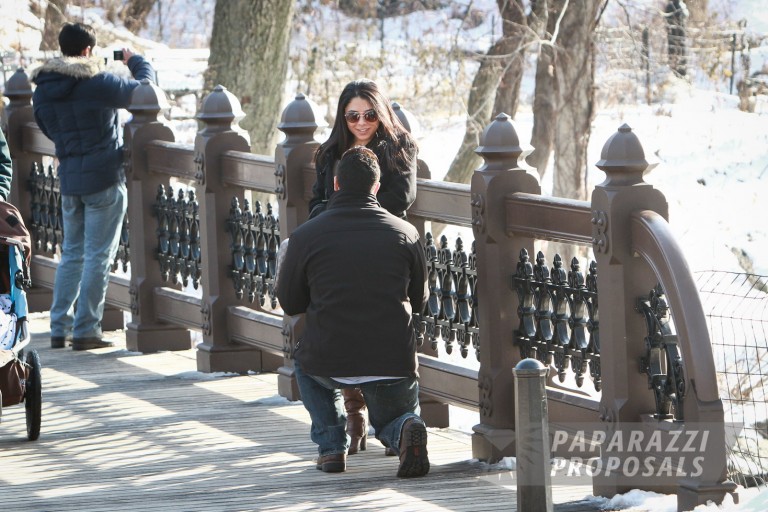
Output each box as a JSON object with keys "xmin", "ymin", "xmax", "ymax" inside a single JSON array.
[{"xmin": 113, "ymin": 50, "xmax": 124, "ymax": 61}]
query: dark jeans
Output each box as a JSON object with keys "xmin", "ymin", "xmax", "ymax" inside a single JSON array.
[{"xmin": 293, "ymin": 361, "xmax": 423, "ymax": 457}]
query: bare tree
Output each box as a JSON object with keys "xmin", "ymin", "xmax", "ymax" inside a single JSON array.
[
  {"xmin": 551, "ymin": 0, "xmax": 603, "ymax": 203},
  {"xmin": 40, "ymin": 0, "xmax": 68, "ymax": 51},
  {"xmin": 120, "ymin": 0, "xmax": 158, "ymax": 34},
  {"xmin": 526, "ymin": 0, "xmax": 556, "ymax": 175},
  {"xmin": 443, "ymin": 0, "xmax": 530, "ymax": 184},
  {"xmin": 491, "ymin": 0, "xmax": 530, "ymax": 117},
  {"xmin": 684, "ymin": 0, "xmax": 708, "ymax": 24},
  {"xmin": 204, "ymin": 0, "xmax": 296, "ymax": 155}
]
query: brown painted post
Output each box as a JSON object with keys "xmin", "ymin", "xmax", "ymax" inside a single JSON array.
[
  {"xmin": 123, "ymin": 80, "xmax": 191, "ymax": 352},
  {"xmin": 470, "ymin": 113, "xmax": 540, "ymax": 462},
  {"xmin": 275, "ymin": 93, "xmax": 321, "ymax": 232},
  {"xmin": 275, "ymin": 93, "xmax": 322, "ymax": 400},
  {"xmin": 3, "ymin": 68, "xmax": 54, "ymax": 312},
  {"xmin": 591, "ymin": 125, "xmax": 737, "ymax": 509},
  {"xmin": 590, "ymin": 124, "xmax": 669, "ymax": 495},
  {"xmin": 194, "ymin": 85, "xmax": 265, "ymax": 373}
]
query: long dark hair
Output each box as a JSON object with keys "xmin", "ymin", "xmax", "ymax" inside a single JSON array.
[{"xmin": 314, "ymin": 79, "xmax": 416, "ymax": 175}]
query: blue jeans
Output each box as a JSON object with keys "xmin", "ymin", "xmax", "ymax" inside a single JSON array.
[
  {"xmin": 50, "ymin": 182, "xmax": 127, "ymax": 339},
  {"xmin": 294, "ymin": 362, "xmax": 423, "ymax": 457}
]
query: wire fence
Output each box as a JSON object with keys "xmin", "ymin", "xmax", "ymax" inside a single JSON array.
[{"xmin": 696, "ymin": 270, "xmax": 768, "ymax": 488}]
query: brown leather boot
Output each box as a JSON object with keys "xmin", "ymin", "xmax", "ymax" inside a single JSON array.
[{"xmin": 343, "ymin": 387, "xmax": 367, "ymax": 454}]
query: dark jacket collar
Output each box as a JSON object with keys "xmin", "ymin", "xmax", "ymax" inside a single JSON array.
[{"xmin": 326, "ymin": 190, "xmax": 381, "ymax": 210}]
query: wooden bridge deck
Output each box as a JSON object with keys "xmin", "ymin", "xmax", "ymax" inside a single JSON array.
[{"xmin": 1, "ymin": 313, "xmax": 610, "ymax": 512}]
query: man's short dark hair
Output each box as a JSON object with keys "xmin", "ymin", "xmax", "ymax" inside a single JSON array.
[
  {"xmin": 59, "ymin": 23, "xmax": 97, "ymax": 57},
  {"xmin": 337, "ymin": 146, "xmax": 381, "ymax": 194}
]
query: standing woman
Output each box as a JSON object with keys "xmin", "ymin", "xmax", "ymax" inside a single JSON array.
[
  {"xmin": 308, "ymin": 79, "xmax": 419, "ymax": 455},
  {"xmin": 309, "ymin": 79, "xmax": 417, "ymax": 220}
]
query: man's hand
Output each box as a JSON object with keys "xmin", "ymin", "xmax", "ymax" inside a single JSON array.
[{"xmin": 118, "ymin": 48, "xmax": 136, "ymax": 63}]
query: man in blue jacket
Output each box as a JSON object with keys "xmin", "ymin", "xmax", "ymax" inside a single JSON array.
[{"xmin": 31, "ymin": 22, "xmax": 155, "ymax": 351}]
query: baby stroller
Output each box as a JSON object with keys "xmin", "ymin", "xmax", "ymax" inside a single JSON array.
[{"xmin": 0, "ymin": 200, "xmax": 40, "ymax": 441}]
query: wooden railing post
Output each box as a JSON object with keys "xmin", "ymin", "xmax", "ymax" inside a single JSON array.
[
  {"xmin": 275, "ymin": 93, "xmax": 321, "ymax": 233},
  {"xmin": 590, "ymin": 125, "xmax": 667, "ymax": 496},
  {"xmin": 123, "ymin": 80, "xmax": 191, "ymax": 352},
  {"xmin": 470, "ymin": 113, "xmax": 540, "ymax": 462},
  {"xmin": 194, "ymin": 85, "xmax": 265, "ymax": 373},
  {"xmin": 591, "ymin": 125, "xmax": 736, "ymax": 509},
  {"xmin": 275, "ymin": 93, "xmax": 322, "ymax": 400},
  {"xmin": 3, "ymin": 68, "xmax": 54, "ymax": 312}
]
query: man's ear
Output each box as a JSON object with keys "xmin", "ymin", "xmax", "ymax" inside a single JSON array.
[
  {"xmin": 372, "ymin": 182, "xmax": 381, "ymax": 195},
  {"xmin": 333, "ymin": 176, "xmax": 340, "ymax": 192}
]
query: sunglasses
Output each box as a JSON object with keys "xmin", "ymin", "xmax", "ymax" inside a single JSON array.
[{"xmin": 344, "ymin": 109, "xmax": 378, "ymax": 123}]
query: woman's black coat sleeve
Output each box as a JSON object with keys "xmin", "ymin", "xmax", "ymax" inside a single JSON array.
[{"xmin": 376, "ymin": 141, "xmax": 417, "ymax": 217}]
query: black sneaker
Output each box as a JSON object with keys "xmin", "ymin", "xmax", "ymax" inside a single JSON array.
[
  {"xmin": 72, "ymin": 337, "xmax": 114, "ymax": 351},
  {"xmin": 396, "ymin": 419, "xmax": 429, "ymax": 477}
]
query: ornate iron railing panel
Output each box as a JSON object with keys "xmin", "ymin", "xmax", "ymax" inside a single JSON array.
[
  {"xmin": 637, "ymin": 283, "xmax": 686, "ymax": 421},
  {"xmin": 27, "ymin": 161, "xmax": 62, "ymax": 256},
  {"xmin": 154, "ymin": 184, "xmax": 201, "ymax": 289},
  {"xmin": 513, "ymin": 248, "xmax": 601, "ymax": 391},
  {"xmin": 226, "ymin": 197, "xmax": 280, "ymax": 309},
  {"xmin": 28, "ymin": 161, "xmax": 131, "ymax": 270},
  {"xmin": 111, "ymin": 213, "xmax": 130, "ymax": 273},
  {"xmin": 415, "ymin": 233, "xmax": 479, "ymax": 360}
]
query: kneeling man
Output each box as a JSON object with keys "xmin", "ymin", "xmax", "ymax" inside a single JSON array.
[{"xmin": 277, "ymin": 145, "xmax": 429, "ymax": 477}]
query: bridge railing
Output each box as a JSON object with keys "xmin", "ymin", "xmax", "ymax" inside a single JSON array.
[{"xmin": 2, "ymin": 68, "xmax": 736, "ymax": 509}]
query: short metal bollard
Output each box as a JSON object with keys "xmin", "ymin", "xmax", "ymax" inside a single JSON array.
[{"xmin": 514, "ymin": 358, "xmax": 553, "ymax": 512}]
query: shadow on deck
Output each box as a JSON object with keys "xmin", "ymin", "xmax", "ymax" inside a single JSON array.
[{"xmin": 0, "ymin": 314, "xmax": 608, "ymax": 512}]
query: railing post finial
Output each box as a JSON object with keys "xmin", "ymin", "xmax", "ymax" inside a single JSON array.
[
  {"xmin": 3, "ymin": 68, "xmax": 33, "ymax": 131},
  {"xmin": 197, "ymin": 84, "xmax": 248, "ymax": 139},
  {"xmin": 595, "ymin": 124, "xmax": 658, "ymax": 186},
  {"xmin": 127, "ymin": 78, "xmax": 171, "ymax": 124},
  {"xmin": 475, "ymin": 112, "xmax": 532, "ymax": 172},
  {"xmin": 391, "ymin": 101, "xmax": 420, "ymax": 137},
  {"xmin": 277, "ymin": 92, "xmax": 325, "ymax": 145}
]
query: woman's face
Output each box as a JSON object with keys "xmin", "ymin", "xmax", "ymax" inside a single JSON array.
[{"xmin": 344, "ymin": 97, "xmax": 380, "ymax": 147}]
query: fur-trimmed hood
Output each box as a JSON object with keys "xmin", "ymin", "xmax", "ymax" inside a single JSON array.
[
  {"xmin": 30, "ymin": 55, "xmax": 104, "ymax": 80},
  {"xmin": 30, "ymin": 56, "xmax": 105, "ymax": 99}
]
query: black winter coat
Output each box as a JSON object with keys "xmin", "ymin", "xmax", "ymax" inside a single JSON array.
[
  {"xmin": 276, "ymin": 191, "xmax": 428, "ymax": 378},
  {"xmin": 308, "ymin": 134, "xmax": 417, "ymax": 219}
]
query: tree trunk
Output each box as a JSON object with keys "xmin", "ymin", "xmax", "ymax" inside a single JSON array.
[
  {"xmin": 491, "ymin": 0, "xmax": 528, "ymax": 119},
  {"xmin": 684, "ymin": 0, "xmax": 708, "ymax": 24},
  {"xmin": 547, "ymin": 0, "xmax": 600, "ymax": 260},
  {"xmin": 527, "ymin": 0, "xmax": 556, "ymax": 176},
  {"xmin": 551, "ymin": 0, "xmax": 600, "ymax": 202},
  {"xmin": 444, "ymin": 0, "xmax": 529, "ymax": 184},
  {"xmin": 665, "ymin": 0, "xmax": 688, "ymax": 77},
  {"xmin": 120, "ymin": 0, "xmax": 158, "ymax": 34},
  {"xmin": 204, "ymin": 0, "xmax": 295, "ymax": 155},
  {"xmin": 40, "ymin": 0, "xmax": 68, "ymax": 51}
]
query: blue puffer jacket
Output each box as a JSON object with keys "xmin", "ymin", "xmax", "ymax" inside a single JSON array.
[{"xmin": 30, "ymin": 55, "xmax": 155, "ymax": 195}]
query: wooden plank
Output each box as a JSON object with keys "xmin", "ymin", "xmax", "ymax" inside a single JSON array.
[{"xmin": 0, "ymin": 314, "xmax": 609, "ymax": 512}]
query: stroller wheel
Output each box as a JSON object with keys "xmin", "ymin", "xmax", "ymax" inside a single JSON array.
[{"xmin": 23, "ymin": 349, "xmax": 42, "ymax": 441}]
